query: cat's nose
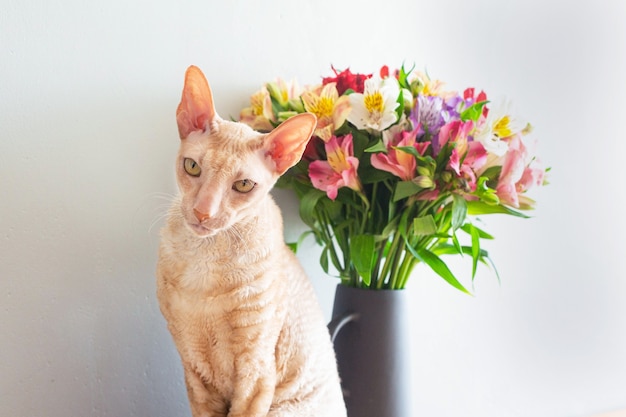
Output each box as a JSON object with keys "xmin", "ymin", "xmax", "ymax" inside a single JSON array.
[{"xmin": 193, "ymin": 208, "xmax": 210, "ymax": 223}]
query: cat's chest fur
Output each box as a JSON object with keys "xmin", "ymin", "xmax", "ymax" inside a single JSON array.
[{"xmin": 157, "ymin": 198, "xmax": 286, "ymax": 393}]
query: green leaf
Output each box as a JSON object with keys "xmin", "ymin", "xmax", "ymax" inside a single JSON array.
[
  {"xmin": 467, "ymin": 200, "xmax": 530, "ymax": 218},
  {"xmin": 379, "ymin": 215, "xmax": 400, "ymax": 240},
  {"xmin": 299, "ymin": 189, "xmax": 326, "ymax": 227},
  {"xmin": 460, "ymin": 223, "xmax": 494, "ymax": 239},
  {"xmin": 451, "ymin": 232, "xmax": 462, "ymax": 256},
  {"xmin": 413, "ymin": 215, "xmax": 437, "ymax": 235},
  {"xmin": 350, "ymin": 234, "xmax": 376, "ymax": 286},
  {"xmin": 393, "ymin": 180, "xmax": 421, "ymax": 202},
  {"xmin": 480, "ymin": 166, "xmax": 502, "ymax": 182},
  {"xmin": 365, "ymin": 139, "xmax": 388, "ymax": 153},
  {"xmin": 320, "ymin": 246, "xmax": 329, "ymax": 274},
  {"xmin": 451, "ymin": 194, "xmax": 468, "ymax": 231},
  {"xmin": 432, "ymin": 243, "xmax": 490, "ymax": 259},
  {"xmin": 394, "ymin": 145, "xmax": 421, "ymax": 159},
  {"xmin": 350, "ymin": 129, "xmax": 371, "ymax": 157},
  {"xmin": 469, "ymin": 223, "xmax": 481, "ymax": 279},
  {"xmin": 359, "ymin": 165, "xmax": 395, "ymax": 184},
  {"xmin": 398, "ymin": 210, "xmax": 410, "ymax": 239},
  {"xmin": 397, "ymin": 63, "xmax": 414, "ymax": 89},
  {"xmin": 286, "ymin": 242, "xmax": 298, "ymax": 253},
  {"xmin": 460, "ymin": 100, "xmax": 489, "ymax": 122},
  {"xmin": 406, "ymin": 244, "xmax": 471, "ymax": 295},
  {"xmin": 395, "ymin": 90, "xmax": 405, "ymax": 120}
]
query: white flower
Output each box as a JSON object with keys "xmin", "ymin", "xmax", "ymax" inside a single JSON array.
[
  {"xmin": 347, "ymin": 77, "xmax": 400, "ymax": 132},
  {"xmin": 474, "ymin": 98, "xmax": 527, "ymax": 156}
]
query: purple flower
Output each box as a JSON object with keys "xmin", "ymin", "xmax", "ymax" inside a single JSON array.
[{"xmin": 410, "ymin": 94, "xmax": 464, "ymax": 154}]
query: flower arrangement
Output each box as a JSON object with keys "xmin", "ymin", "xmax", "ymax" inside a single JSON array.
[{"xmin": 240, "ymin": 64, "xmax": 547, "ymax": 292}]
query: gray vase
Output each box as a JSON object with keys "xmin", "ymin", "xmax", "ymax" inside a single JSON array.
[{"xmin": 329, "ymin": 284, "xmax": 413, "ymax": 417}]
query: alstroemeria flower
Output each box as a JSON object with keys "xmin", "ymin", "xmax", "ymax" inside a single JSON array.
[
  {"xmin": 382, "ymin": 115, "xmax": 412, "ymax": 146},
  {"xmin": 309, "ymin": 134, "xmax": 362, "ymax": 200},
  {"xmin": 496, "ymin": 134, "xmax": 544, "ymax": 208},
  {"xmin": 411, "ymin": 71, "xmax": 452, "ymax": 98},
  {"xmin": 438, "ymin": 120, "xmax": 475, "ymax": 155},
  {"xmin": 371, "ymin": 128, "xmax": 429, "ymax": 181},
  {"xmin": 449, "ymin": 141, "xmax": 488, "ymax": 192},
  {"xmin": 322, "ymin": 66, "xmax": 372, "ymax": 95},
  {"xmin": 266, "ymin": 78, "xmax": 301, "ymax": 107},
  {"xmin": 347, "ymin": 76, "xmax": 400, "ymax": 132},
  {"xmin": 301, "ymin": 83, "xmax": 351, "ymax": 141},
  {"xmin": 474, "ymin": 98, "xmax": 527, "ymax": 157},
  {"xmin": 516, "ymin": 161, "xmax": 545, "ymax": 209},
  {"xmin": 410, "ymin": 93, "xmax": 463, "ymax": 146},
  {"xmin": 240, "ymin": 86, "xmax": 275, "ymax": 132}
]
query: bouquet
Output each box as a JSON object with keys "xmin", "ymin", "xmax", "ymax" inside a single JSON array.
[{"xmin": 240, "ymin": 65, "xmax": 547, "ymax": 292}]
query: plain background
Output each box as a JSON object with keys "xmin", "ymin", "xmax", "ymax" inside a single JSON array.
[{"xmin": 2, "ymin": 0, "xmax": 625, "ymax": 416}]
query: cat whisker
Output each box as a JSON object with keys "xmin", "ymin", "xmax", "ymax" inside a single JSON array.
[{"xmin": 149, "ymin": 211, "xmax": 170, "ymax": 235}]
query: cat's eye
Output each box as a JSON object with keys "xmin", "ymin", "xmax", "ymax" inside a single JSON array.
[
  {"xmin": 183, "ymin": 158, "xmax": 201, "ymax": 177},
  {"xmin": 233, "ymin": 179, "xmax": 256, "ymax": 193}
]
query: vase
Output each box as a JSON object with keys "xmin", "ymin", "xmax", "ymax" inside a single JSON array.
[{"xmin": 328, "ymin": 284, "xmax": 413, "ymax": 417}]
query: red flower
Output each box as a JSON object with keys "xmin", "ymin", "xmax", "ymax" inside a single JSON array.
[
  {"xmin": 463, "ymin": 87, "xmax": 489, "ymax": 117},
  {"xmin": 379, "ymin": 65, "xmax": 390, "ymax": 78},
  {"xmin": 463, "ymin": 87, "xmax": 487, "ymax": 103},
  {"xmin": 302, "ymin": 136, "xmax": 324, "ymax": 162},
  {"xmin": 322, "ymin": 66, "xmax": 372, "ymax": 95}
]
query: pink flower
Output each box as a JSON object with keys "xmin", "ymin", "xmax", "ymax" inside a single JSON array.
[
  {"xmin": 371, "ymin": 128, "xmax": 430, "ymax": 181},
  {"xmin": 309, "ymin": 134, "xmax": 362, "ymax": 200},
  {"xmin": 450, "ymin": 141, "xmax": 488, "ymax": 191},
  {"xmin": 496, "ymin": 135, "xmax": 544, "ymax": 208},
  {"xmin": 465, "ymin": 141, "xmax": 488, "ymax": 171},
  {"xmin": 438, "ymin": 120, "xmax": 474, "ymax": 156}
]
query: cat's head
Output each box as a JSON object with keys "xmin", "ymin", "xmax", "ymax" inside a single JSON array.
[{"xmin": 173, "ymin": 65, "xmax": 316, "ymax": 238}]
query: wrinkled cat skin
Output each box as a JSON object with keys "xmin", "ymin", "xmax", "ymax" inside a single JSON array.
[{"xmin": 157, "ymin": 66, "xmax": 346, "ymax": 417}]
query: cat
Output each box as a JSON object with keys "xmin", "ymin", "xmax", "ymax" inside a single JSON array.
[{"xmin": 156, "ymin": 65, "xmax": 347, "ymax": 417}]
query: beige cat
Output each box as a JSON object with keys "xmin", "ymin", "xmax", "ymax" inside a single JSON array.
[{"xmin": 157, "ymin": 66, "xmax": 346, "ymax": 417}]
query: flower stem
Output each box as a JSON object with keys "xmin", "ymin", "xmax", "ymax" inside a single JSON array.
[
  {"xmin": 378, "ymin": 231, "xmax": 403, "ymax": 289},
  {"xmin": 316, "ymin": 206, "xmax": 345, "ymax": 282}
]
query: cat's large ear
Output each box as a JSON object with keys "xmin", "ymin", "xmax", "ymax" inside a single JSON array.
[
  {"xmin": 176, "ymin": 65, "xmax": 218, "ymax": 139},
  {"xmin": 264, "ymin": 113, "xmax": 317, "ymax": 175}
]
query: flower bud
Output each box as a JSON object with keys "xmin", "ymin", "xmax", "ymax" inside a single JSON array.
[
  {"xmin": 277, "ymin": 111, "xmax": 299, "ymax": 122},
  {"xmin": 417, "ymin": 166, "xmax": 432, "ymax": 177},
  {"xmin": 413, "ymin": 176, "xmax": 434, "ymax": 189},
  {"xmin": 441, "ymin": 171, "xmax": 453, "ymax": 183},
  {"xmin": 266, "ymin": 82, "xmax": 288, "ymax": 107},
  {"xmin": 481, "ymin": 192, "xmax": 500, "ymax": 205},
  {"xmin": 401, "ymin": 88, "xmax": 413, "ymax": 110},
  {"xmin": 410, "ymin": 79, "xmax": 423, "ymax": 96},
  {"xmin": 522, "ymin": 122, "xmax": 533, "ymax": 135},
  {"xmin": 288, "ymin": 98, "xmax": 305, "ymax": 113}
]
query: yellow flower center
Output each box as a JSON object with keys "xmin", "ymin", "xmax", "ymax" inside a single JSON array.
[
  {"xmin": 327, "ymin": 148, "xmax": 348, "ymax": 173},
  {"xmin": 308, "ymin": 96, "xmax": 335, "ymax": 118},
  {"xmin": 364, "ymin": 91, "xmax": 384, "ymax": 113},
  {"xmin": 493, "ymin": 115, "xmax": 513, "ymax": 138},
  {"xmin": 251, "ymin": 93, "xmax": 265, "ymax": 116}
]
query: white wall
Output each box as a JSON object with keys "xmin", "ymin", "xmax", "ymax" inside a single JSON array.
[{"xmin": 2, "ymin": 0, "xmax": 625, "ymax": 416}]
